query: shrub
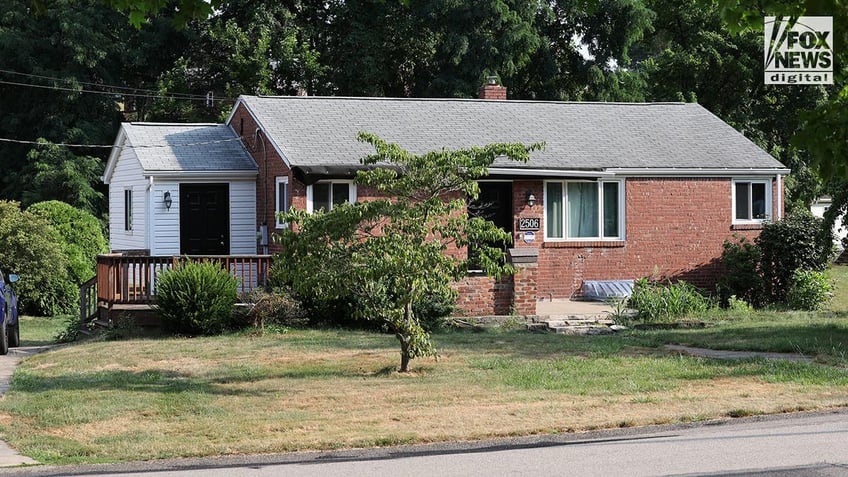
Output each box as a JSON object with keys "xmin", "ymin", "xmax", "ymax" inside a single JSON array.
[
  {"xmin": 28, "ymin": 201, "xmax": 109, "ymax": 284},
  {"xmin": 0, "ymin": 201, "xmax": 77, "ymax": 316},
  {"xmin": 786, "ymin": 269, "xmax": 832, "ymax": 311},
  {"xmin": 727, "ymin": 295, "xmax": 754, "ymax": 313},
  {"xmin": 154, "ymin": 260, "xmax": 238, "ymax": 335},
  {"xmin": 628, "ymin": 278, "xmax": 712, "ymax": 322},
  {"xmin": 242, "ymin": 287, "xmax": 308, "ymax": 329},
  {"xmin": 718, "ymin": 236, "xmax": 764, "ymax": 307},
  {"xmin": 757, "ymin": 211, "xmax": 833, "ymax": 304}
]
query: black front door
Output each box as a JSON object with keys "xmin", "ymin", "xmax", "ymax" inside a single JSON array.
[
  {"xmin": 180, "ymin": 183, "xmax": 230, "ymax": 255},
  {"xmin": 468, "ymin": 182, "xmax": 513, "ymax": 269}
]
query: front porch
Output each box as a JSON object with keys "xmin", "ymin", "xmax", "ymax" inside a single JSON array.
[{"xmin": 80, "ymin": 254, "xmax": 272, "ymax": 326}]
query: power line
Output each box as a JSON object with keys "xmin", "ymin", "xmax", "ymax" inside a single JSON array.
[
  {"xmin": 0, "ymin": 136, "xmax": 246, "ymax": 149},
  {"xmin": 0, "ymin": 69, "xmax": 208, "ymax": 99},
  {"xmin": 0, "ymin": 73, "xmax": 236, "ymax": 103}
]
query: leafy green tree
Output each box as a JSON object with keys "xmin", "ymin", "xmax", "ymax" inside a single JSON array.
[
  {"xmin": 637, "ymin": 0, "xmax": 828, "ymax": 211},
  {"xmin": 2, "ymin": 0, "xmax": 188, "ymax": 215},
  {"xmin": 29, "ymin": 0, "xmax": 224, "ymax": 28},
  {"xmin": 0, "ymin": 201, "xmax": 76, "ymax": 316},
  {"xmin": 28, "ymin": 201, "xmax": 109, "ymax": 284},
  {"xmin": 146, "ymin": 0, "xmax": 320, "ymax": 122},
  {"xmin": 20, "ymin": 141, "xmax": 104, "ymax": 212},
  {"xmin": 275, "ymin": 134, "xmax": 539, "ymax": 372},
  {"xmin": 705, "ymin": 0, "xmax": 846, "ymax": 181}
]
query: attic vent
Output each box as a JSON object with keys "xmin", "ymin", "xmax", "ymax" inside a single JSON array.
[{"xmin": 581, "ymin": 279, "xmax": 634, "ymax": 301}]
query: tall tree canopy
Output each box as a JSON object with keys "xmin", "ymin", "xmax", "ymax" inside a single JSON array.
[
  {"xmin": 1, "ymin": 0, "xmax": 188, "ymax": 215},
  {"xmin": 6, "ymin": 0, "xmax": 842, "ymax": 220}
]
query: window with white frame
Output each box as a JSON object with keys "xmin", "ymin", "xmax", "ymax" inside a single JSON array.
[
  {"xmin": 275, "ymin": 176, "xmax": 289, "ymax": 228},
  {"xmin": 307, "ymin": 180, "xmax": 356, "ymax": 213},
  {"xmin": 545, "ymin": 180, "xmax": 623, "ymax": 240},
  {"xmin": 124, "ymin": 188, "xmax": 133, "ymax": 231},
  {"xmin": 733, "ymin": 179, "xmax": 771, "ymax": 223}
]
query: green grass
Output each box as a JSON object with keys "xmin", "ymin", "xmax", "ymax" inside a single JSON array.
[
  {"xmin": 829, "ymin": 265, "xmax": 848, "ymax": 312},
  {"xmin": 0, "ymin": 266, "xmax": 846, "ymax": 465},
  {"xmin": 18, "ymin": 316, "xmax": 66, "ymax": 346},
  {"xmin": 618, "ymin": 265, "xmax": 848, "ymax": 364},
  {"xmin": 1, "ymin": 325, "xmax": 847, "ymax": 465}
]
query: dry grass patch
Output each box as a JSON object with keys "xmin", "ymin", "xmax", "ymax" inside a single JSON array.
[{"xmin": 2, "ymin": 328, "xmax": 848, "ymax": 464}]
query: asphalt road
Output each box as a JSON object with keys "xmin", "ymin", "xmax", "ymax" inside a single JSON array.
[{"xmin": 2, "ymin": 410, "xmax": 847, "ymax": 477}]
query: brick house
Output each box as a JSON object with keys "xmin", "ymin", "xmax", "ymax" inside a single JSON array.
[{"xmin": 105, "ymin": 86, "xmax": 788, "ymax": 316}]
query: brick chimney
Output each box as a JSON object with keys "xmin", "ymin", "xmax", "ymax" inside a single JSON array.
[{"xmin": 479, "ymin": 76, "xmax": 507, "ymax": 100}]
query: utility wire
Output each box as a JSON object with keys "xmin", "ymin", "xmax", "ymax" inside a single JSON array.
[
  {"xmin": 0, "ymin": 68, "xmax": 210, "ymax": 99},
  {"xmin": 0, "ymin": 136, "xmax": 246, "ymax": 149},
  {"xmin": 0, "ymin": 73, "xmax": 236, "ymax": 103}
]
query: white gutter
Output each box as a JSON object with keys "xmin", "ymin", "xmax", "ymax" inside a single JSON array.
[
  {"xmin": 607, "ymin": 167, "xmax": 791, "ymax": 177},
  {"xmin": 144, "ymin": 170, "xmax": 258, "ymax": 178},
  {"xmin": 488, "ymin": 168, "xmax": 615, "ymax": 177}
]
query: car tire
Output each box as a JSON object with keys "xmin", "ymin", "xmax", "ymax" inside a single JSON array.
[
  {"xmin": 8, "ymin": 323, "xmax": 19, "ymax": 348},
  {"xmin": 0, "ymin": 319, "xmax": 8, "ymax": 356}
]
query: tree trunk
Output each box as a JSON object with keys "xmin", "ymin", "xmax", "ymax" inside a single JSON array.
[
  {"xmin": 398, "ymin": 301, "xmax": 414, "ymax": 372},
  {"xmin": 400, "ymin": 339, "xmax": 411, "ymax": 373}
]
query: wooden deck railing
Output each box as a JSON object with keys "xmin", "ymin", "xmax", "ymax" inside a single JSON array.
[
  {"xmin": 95, "ymin": 254, "xmax": 272, "ymax": 306},
  {"xmin": 79, "ymin": 276, "xmax": 99, "ymax": 325}
]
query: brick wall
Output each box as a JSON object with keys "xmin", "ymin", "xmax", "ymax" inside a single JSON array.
[
  {"xmin": 455, "ymin": 275, "xmax": 514, "ymax": 315},
  {"xmin": 228, "ymin": 104, "xmax": 293, "ymax": 254},
  {"xmin": 532, "ymin": 177, "xmax": 767, "ymax": 303}
]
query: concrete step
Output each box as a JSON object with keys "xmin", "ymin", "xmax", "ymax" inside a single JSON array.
[
  {"xmin": 527, "ymin": 313, "xmax": 624, "ymax": 334},
  {"xmin": 550, "ymin": 325, "xmax": 615, "ymax": 335},
  {"xmin": 544, "ymin": 318, "xmax": 615, "ymax": 327}
]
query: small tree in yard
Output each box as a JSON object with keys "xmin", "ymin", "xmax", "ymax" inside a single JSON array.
[{"xmin": 275, "ymin": 133, "xmax": 540, "ymax": 372}]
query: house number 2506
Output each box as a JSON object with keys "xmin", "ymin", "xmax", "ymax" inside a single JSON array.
[{"xmin": 518, "ymin": 217, "xmax": 540, "ymax": 231}]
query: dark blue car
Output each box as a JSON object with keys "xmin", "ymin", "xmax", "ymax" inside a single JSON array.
[{"xmin": 0, "ymin": 270, "xmax": 19, "ymax": 354}]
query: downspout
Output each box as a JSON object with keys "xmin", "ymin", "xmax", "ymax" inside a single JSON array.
[
  {"xmin": 146, "ymin": 176, "xmax": 154, "ymax": 254},
  {"xmin": 776, "ymin": 174, "xmax": 783, "ymax": 221},
  {"xmin": 254, "ymin": 128, "xmax": 269, "ymax": 255}
]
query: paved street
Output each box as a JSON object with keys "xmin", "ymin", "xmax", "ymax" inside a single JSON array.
[{"xmin": 1, "ymin": 410, "xmax": 846, "ymax": 476}]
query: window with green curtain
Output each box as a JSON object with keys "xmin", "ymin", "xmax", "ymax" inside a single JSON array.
[
  {"xmin": 603, "ymin": 182, "xmax": 619, "ymax": 238},
  {"xmin": 568, "ymin": 182, "xmax": 598, "ymax": 238},
  {"xmin": 546, "ymin": 182, "xmax": 563, "ymax": 238}
]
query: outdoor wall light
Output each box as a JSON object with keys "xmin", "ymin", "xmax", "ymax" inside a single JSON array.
[
  {"xmin": 526, "ymin": 190, "xmax": 537, "ymax": 207},
  {"xmin": 164, "ymin": 191, "xmax": 172, "ymax": 210}
]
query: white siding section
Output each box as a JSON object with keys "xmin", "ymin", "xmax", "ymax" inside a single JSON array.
[
  {"xmin": 151, "ymin": 182, "xmax": 181, "ymax": 256},
  {"xmin": 108, "ymin": 147, "xmax": 147, "ymax": 251},
  {"xmin": 230, "ymin": 180, "xmax": 257, "ymax": 254}
]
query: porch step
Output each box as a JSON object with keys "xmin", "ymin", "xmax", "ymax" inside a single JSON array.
[{"xmin": 528, "ymin": 314, "xmax": 624, "ymax": 335}]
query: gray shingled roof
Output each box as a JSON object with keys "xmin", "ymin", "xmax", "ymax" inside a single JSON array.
[
  {"xmin": 237, "ymin": 96, "xmax": 786, "ymax": 171},
  {"xmin": 123, "ymin": 123, "xmax": 257, "ymax": 172}
]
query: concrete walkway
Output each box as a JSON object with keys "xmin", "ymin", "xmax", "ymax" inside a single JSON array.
[
  {"xmin": 664, "ymin": 344, "xmax": 814, "ymax": 363},
  {"xmin": 0, "ymin": 346, "xmax": 55, "ymax": 467}
]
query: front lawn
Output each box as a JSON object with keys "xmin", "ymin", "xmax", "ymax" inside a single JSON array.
[
  {"xmin": 1, "ymin": 266, "xmax": 846, "ymax": 465},
  {"xmin": 17, "ymin": 316, "xmax": 66, "ymax": 347},
  {"xmin": 3, "ymin": 321, "xmax": 848, "ymax": 465}
]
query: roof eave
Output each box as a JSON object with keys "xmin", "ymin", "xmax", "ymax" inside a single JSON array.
[
  {"xmin": 488, "ymin": 167, "xmax": 615, "ymax": 178},
  {"xmin": 606, "ymin": 167, "xmax": 791, "ymax": 176},
  {"xmin": 103, "ymin": 126, "xmax": 129, "ymax": 185}
]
